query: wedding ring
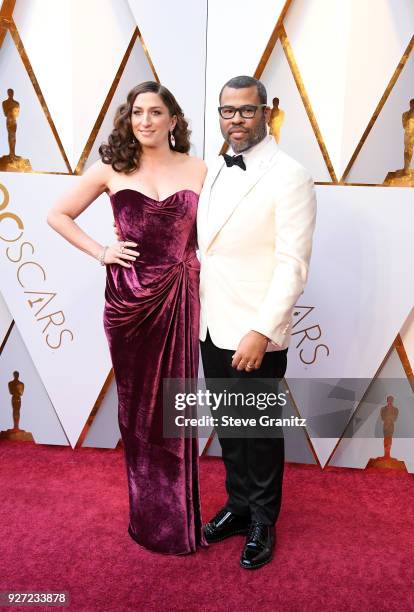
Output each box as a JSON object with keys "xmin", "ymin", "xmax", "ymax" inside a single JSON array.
[{"xmin": 246, "ymin": 363, "xmax": 254, "ymax": 370}]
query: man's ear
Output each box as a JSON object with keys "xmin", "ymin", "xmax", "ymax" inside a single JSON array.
[{"xmin": 264, "ymin": 106, "xmax": 271, "ymax": 124}]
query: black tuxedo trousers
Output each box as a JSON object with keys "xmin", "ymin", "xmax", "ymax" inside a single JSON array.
[{"xmin": 200, "ymin": 330, "xmax": 288, "ymax": 525}]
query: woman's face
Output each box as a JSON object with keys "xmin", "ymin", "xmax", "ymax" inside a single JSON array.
[{"xmin": 131, "ymin": 92, "xmax": 176, "ymax": 149}]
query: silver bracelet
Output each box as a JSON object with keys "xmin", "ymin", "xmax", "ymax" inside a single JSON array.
[{"xmin": 99, "ymin": 246, "xmax": 108, "ymax": 266}]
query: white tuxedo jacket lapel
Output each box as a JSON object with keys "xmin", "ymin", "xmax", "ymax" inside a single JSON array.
[{"xmin": 199, "ymin": 138, "xmax": 280, "ymax": 250}]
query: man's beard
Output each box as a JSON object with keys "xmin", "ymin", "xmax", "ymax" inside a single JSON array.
[{"xmin": 223, "ymin": 120, "xmax": 268, "ymax": 153}]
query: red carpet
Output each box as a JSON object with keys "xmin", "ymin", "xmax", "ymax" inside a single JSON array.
[{"xmin": 1, "ymin": 440, "xmax": 414, "ymax": 612}]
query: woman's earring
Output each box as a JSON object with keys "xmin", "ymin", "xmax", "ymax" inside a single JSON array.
[{"xmin": 169, "ymin": 130, "xmax": 176, "ymax": 148}]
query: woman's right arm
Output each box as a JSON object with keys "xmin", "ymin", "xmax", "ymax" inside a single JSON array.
[{"xmin": 46, "ymin": 160, "xmax": 138, "ymax": 267}]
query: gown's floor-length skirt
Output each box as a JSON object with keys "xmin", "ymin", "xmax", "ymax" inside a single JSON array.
[{"xmin": 103, "ymin": 189, "xmax": 207, "ymax": 554}]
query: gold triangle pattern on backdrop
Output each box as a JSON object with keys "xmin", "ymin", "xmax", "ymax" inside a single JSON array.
[
  {"xmin": 255, "ymin": 22, "xmax": 337, "ymax": 182},
  {"xmin": 341, "ymin": 34, "xmax": 414, "ymax": 185},
  {"xmin": 74, "ymin": 26, "xmax": 160, "ymax": 175},
  {"xmin": 0, "ymin": 319, "xmax": 13, "ymax": 355}
]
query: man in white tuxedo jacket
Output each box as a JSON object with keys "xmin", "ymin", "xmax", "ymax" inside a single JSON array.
[{"xmin": 198, "ymin": 76, "xmax": 316, "ymax": 569}]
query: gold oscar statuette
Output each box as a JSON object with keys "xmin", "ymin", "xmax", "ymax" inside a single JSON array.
[
  {"xmin": 268, "ymin": 97, "xmax": 285, "ymax": 144},
  {"xmin": 0, "ymin": 88, "xmax": 32, "ymax": 172},
  {"xmin": 384, "ymin": 99, "xmax": 414, "ymax": 186},
  {"xmin": 0, "ymin": 371, "xmax": 34, "ymax": 441},
  {"xmin": 366, "ymin": 395, "xmax": 406, "ymax": 470}
]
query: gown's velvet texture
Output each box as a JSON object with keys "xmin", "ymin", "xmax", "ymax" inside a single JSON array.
[{"xmin": 103, "ymin": 188, "xmax": 206, "ymax": 555}]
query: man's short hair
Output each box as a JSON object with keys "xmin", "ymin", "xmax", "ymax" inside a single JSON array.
[{"xmin": 219, "ymin": 76, "xmax": 267, "ymax": 105}]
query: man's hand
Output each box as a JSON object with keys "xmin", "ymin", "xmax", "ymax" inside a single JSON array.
[{"xmin": 231, "ymin": 331, "xmax": 270, "ymax": 372}]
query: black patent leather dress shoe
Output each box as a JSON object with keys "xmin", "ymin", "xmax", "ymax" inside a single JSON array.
[
  {"xmin": 240, "ymin": 521, "xmax": 275, "ymax": 569},
  {"xmin": 203, "ymin": 508, "xmax": 250, "ymax": 543}
]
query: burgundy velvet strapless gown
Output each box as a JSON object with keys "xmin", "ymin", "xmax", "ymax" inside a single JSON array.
[{"xmin": 103, "ymin": 188, "xmax": 206, "ymax": 555}]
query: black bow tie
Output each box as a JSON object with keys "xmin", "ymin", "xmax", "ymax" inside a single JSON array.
[{"xmin": 222, "ymin": 152, "xmax": 246, "ymax": 171}]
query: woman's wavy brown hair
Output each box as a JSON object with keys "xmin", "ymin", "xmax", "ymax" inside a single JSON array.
[{"xmin": 99, "ymin": 81, "xmax": 191, "ymax": 174}]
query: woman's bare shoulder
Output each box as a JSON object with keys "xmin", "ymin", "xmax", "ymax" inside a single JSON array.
[
  {"xmin": 86, "ymin": 159, "xmax": 113, "ymax": 179},
  {"xmin": 83, "ymin": 159, "xmax": 117, "ymax": 190}
]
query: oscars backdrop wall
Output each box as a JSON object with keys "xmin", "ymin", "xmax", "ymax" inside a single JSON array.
[{"xmin": 0, "ymin": 0, "xmax": 413, "ymax": 469}]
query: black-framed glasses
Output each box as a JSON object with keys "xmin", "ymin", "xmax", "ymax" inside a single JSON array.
[{"xmin": 218, "ymin": 104, "xmax": 267, "ymax": 119}]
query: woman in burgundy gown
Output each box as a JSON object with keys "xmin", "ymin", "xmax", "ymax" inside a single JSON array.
[{"xmin": 47, "ymin": 81, "xmax": 207, "ymax": 555}]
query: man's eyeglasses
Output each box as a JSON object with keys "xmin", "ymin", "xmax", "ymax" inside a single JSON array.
[{"xmin": 218, "ymin": 104, "xmax": 267, "ymax": 119}]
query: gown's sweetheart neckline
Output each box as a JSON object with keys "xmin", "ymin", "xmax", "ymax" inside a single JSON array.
[{"xmin": 109, "ymin": 188, "xmax": 199, "ymax": 202}]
